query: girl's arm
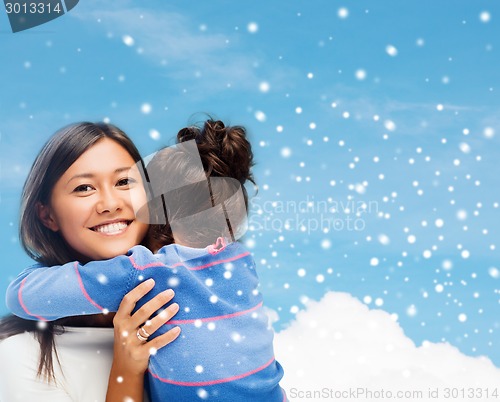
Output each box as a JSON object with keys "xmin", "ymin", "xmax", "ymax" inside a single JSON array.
[
  {"xmin": 5, "ymin": 246, "xmax": 150, "ymax": 321},
  {"xmin": 6, "ymin": 248, "xmax": 181, "ymax": 402}
]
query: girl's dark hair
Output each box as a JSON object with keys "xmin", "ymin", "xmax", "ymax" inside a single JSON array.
[
  {"xmin": 0, "ymin": 122, "xmax": 146, "ymax": 382},
  {"xmin": 146, "ymin": 119, "xmax": 255, "ymax": 250}
]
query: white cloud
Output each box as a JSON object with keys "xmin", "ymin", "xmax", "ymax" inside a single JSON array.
[
  {"xmin": 74, "ymin": 6, "xmax": 224, "ymax": 58},
  {"xmin": 274, "ymin": 292, "xmax": 500, "ymax": 402},
  {"xmin": 71, "ymin": 2, "xmax": 295, "ymax": 92}
]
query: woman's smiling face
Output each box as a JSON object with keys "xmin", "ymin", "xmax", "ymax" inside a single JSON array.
[{"xmin": 40, "ymin": 138, "xmax": 149, "ymax": 262}]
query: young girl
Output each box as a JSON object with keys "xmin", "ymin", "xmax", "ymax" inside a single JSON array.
[
  {"xmin": 0, "ymin": 122, "xmax": 180, "ymax": 402},
  {"xmin": 7, "ymin": 120, "xmax": 286, "ymax": 401}
]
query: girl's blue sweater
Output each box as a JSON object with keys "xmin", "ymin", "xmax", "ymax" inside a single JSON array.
[{"xmin": 6, "ymin": 241, "xmax": 286, "ymax": 402}]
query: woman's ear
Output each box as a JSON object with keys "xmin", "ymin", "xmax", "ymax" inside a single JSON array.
[{"xmin": 36, "ymin": 202, "xmax": 59, "ymax": 232}]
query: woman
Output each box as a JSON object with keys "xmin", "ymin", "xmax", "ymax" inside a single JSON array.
[
  {"xmin": 0, "ymin": 122, "xmax": 180, "ymax": 401},
  {"xmin": 6, "ymin": 120, "xmax": 287, "ymax": 401}
]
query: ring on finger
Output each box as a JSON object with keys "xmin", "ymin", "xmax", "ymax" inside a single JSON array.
[
  {"xmin": 139, "ymin": 326, "xmax": 151, "ymax": 338},
  {"xmin": 136, "ymin": 329, "xmax": 149, "ymax": 342}
]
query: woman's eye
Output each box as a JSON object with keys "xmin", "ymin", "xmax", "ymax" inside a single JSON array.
[
  {"xmin": 73, "ymin": 184, "xmax": 95, "ymax": 193},
  {"xmin": 117, "ymin": 177, "xmax": 137, "ymax": 187}
]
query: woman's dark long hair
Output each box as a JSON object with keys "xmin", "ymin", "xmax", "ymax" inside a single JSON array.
[{"xmin": 0, "ymin": 122, "xmax": 146, "ymax": 382}]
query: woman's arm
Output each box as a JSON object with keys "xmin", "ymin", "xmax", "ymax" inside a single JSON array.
[
  {"xmin": 106, "ymin": 279, "xmax": 181, "ymax": 402},
  {"xmin": 6, "ymin": 247, "xmax": 151, "ymax": 321}
]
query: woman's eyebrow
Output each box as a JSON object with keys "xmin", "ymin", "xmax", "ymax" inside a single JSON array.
[{"xmin": 66, "ymin": 167, "xmax": 136, "ymax": 185}]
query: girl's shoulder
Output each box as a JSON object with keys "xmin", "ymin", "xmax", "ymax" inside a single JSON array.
[{"xmin": 154, "ymin": 238, "xmax": 248, "ymax": 265}]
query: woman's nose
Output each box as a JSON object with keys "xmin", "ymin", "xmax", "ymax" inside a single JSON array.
[{"xmin": 96, "ymin": 189, "xmax": 123, "ymax": 214}]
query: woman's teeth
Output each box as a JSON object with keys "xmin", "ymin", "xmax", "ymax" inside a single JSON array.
[{"xmin": 93, "ymin": 221, "xmax": 129, "ymax": 234}]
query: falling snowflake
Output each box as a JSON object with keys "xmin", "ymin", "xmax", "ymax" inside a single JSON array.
[
  {"xmin": 141, "ymin": 103, "xmax": 152, "ymax": 114},
  {"xmin": 254, "ymin": 110, "xmax": 266, "ymax": 122},
  {"xmin": 247, "ymin": 22, "xmax": 259, "ymax": 33},
  {"xmin": 355, "ymin": 69, "xmax": 367, "ymax": 80},
  {"xmin": 338, "ymin": 7, "xmax": 349, "ymax": 19},
  {"xmin": 479, "ymin": 11, "xmax": 491, "ymax": 23},
  {"xmin": 122, "ymin": 35, "xmax": 135, "ymax": 46},
  {"xmin": 386, "ymin": 45, "xmax": 398, "ymax": 56},
  {"xmin": 149, "ymin": 129, "xmax": 160, "ymax": 140},
  {"xmin": 259, "ymin": 81, "xmax": 270, "ymax": 92}
]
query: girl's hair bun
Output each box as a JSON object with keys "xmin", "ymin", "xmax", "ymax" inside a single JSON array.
[
  {"xmin": 177, "ymin": 125, "xmax": 201, "ymax": 143},
  {"xmin": 176, "ymin": 119, "xmax": 254, "ymax": 185}
]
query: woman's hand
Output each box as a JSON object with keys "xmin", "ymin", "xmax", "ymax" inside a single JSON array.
[{"xmin": 106, "ymin": 279, "xmax": 181, "ymax": 402}]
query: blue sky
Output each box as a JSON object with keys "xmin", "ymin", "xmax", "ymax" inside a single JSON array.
[{"xmin": 1, "ymin": 0, "xmax": 499, "ymax": 369}]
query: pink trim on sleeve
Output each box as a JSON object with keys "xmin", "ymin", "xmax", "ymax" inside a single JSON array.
[
  {"xmin": 168, "ymin": 301, "xmax": 263, "ymax": 325},
  {"xmin": 149, "ymin": 356, "xmax": 276, "ymax": 386},
  {"xmin": 172, "ymin": 251, "xmax": 251, "ymax": 271},
  {"xmin": 128, "ymin": 255, "xmax": 166, "ymax": 271},
  {"xmin": 128, "ymin": 248, "xmax": 251, "ymax": 272},
  {"xmin": 18, "ymin": 278, "xmax": 47, "ymax": 321},
  {"xmin": 73, "ymin": 262, "xmax": 105, "ymax": 311}
]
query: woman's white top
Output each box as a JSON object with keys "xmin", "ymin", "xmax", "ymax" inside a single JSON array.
[{"xmin": 0, "ymin": 326, "xmax": 118, "ymax": 402}]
